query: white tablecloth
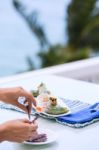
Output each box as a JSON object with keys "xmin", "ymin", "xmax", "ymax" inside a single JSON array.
[{"xmin": 0, "ymin": 75, "xmax": 99, "ymax": 150}]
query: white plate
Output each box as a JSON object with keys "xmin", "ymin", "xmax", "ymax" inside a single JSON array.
[
  {"xmin": 41, "ymin": 109, "xmax": 71, "ymax": 118},
  {"xmin": 36, "ymin": 97, "xmax": 71, "ymax": 118},
  {"xmin": 23, "ymin": 129, "xmax": 58, "ymax": 145}
]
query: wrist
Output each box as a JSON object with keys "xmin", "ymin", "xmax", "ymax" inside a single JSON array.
[
  {"xmin": 0, "ymin": 89, "xmax": 6, "ymax": 101},
  {"xmin": 0, "ymin": 88, "xmax": 9, "ymax": 103}
]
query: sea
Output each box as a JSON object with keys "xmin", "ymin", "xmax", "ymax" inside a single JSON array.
[{"xmin": 0, "ymin": 0, "xmax": 70, "ymax": 77}]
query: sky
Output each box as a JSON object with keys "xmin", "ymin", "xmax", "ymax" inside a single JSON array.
[{"xmin": 0, "ymin": 0, "xmax": 71, "ymax": 76}]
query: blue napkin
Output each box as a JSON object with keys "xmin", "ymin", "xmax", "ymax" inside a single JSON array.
[{"xmin": 57, "ymin": 102, "xmax": 99, "ymax": 125}]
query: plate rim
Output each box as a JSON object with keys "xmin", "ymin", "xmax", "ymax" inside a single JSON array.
[
  {"xmin": 41, "ymin": 109, "xmax": 71, "ymax": 118},
  {"xmin": 23, "ymin": 129, "xmax": 58, "ymax": 145}
]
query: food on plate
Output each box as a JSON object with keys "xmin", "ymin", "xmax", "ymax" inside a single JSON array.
[
  {"xmin": 49, "ymin": 96, "xmax": 57, "ymax": 106},
  {"xmin": 31, "ymin": 83, "xmax": 50, "ymax": 97},
  {"xmin": 36, "ymin": 93, "xmax": 49, "ymax": 112},
  {"xmin": 45, "ymin": 96, "xmax": 69, "ymax": 115},
  {"xmin": 36, "ymin": 106, "xmax": 43, "ymax": 112},
  {"xmin": 45, "ymin": 105, "xmax": 69, "ymax": 115},
  {"xmin": 36, "ymin": 94, "xmax": 69, "ymax": 115},
  {"xmin": 32, "ymin": 83, "xmax": 69, "ymax": 115},
  {"xmin": 32, "ymin": 90, "xmax": 39, "ymax": 97},
  {"xmin": 27, "ymin": 133, "xmax": 47, "ymax": 143}
]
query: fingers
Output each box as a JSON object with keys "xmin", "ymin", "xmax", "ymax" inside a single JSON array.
[
  {"xmin": 25, "ymin": 92, "xmax": 37, "ymax": 106},
  {"xmin": 24, "ymin": 99, "xmax": 32, "ymax": 114},
  {"xmin": 17, "ymin": 131, "xmax": 38, "ymax": 143},
  {"xmin": 31, "ymin": 96, "xmax": 37, "ymax": 106},
  {"xmin": 28, "ymin": 131, "xmax": 38, "ymax": 141},
  {"xmin": 21, "ymin": 119, "xmax": 38, "ymax": 132},
  {"xmin": 20, "ymin": 88, "xmax": 37, "ymax": 112},
  {"xmin": 23, "ymin": 122, "xmax": 38, "ymax": 142},
  {"xmin": 4, "ymin": 118, "xmax": 38, "ymax": 143},
  {"xmin": 16, "ymin": 121, "xmax": 38, "ymax": 142},
  {"xmin": 16, "ymin": 102, "xmax": 28, "ymax": 112},
  {"xmin": 16, "ymin": 89, "xmax": 36, "ymax": 113},
  {"xmin": 22, "ymin": 119, "xmax": 30, "ymax": 123},
  {"xmin": 30, "ymin": 122, "xmax": 38, "ymax": 131}
]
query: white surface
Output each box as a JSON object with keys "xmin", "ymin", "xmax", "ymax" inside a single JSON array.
[
  {"xmin": 24, "ymin": 129, "xmax": 58, "ymax": 145},
  {"xmin": 0, "ymin": 75, "xmax": 99, "ymax": 150},
  {"xmin": 0, "ymin": 57, "xmax": 99, "ymax": 83}
]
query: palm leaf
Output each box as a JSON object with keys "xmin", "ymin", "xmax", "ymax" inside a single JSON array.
[
  {"xmin": 80, "ymin": 15, "xmax": 99, "ymax": 48},
  {"xmin": 13, "ymin": 0, "xmax": 49, "ymax": 48}
]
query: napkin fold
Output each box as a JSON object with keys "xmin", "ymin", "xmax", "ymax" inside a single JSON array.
[{"xmin": 56, "ymin": 102, "xmax": 99, "ymax": 127}]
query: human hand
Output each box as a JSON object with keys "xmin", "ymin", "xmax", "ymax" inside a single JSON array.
[
  {"xmin": 0, "ymin": 87, "xmax": 36, "ymax": 113},
  {"xmin": 0, "ymin": 119, "xmax": 38, "ymax": 143}
]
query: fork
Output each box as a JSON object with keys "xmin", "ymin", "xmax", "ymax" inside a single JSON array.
[{"xmin": 31, "ymin": 114, "xmax": 39, "ymax": 123}]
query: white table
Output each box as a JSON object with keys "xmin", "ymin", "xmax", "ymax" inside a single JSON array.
[{"xmin": 0, "ymin": 75, "xmax": 99, "ymax": 150}]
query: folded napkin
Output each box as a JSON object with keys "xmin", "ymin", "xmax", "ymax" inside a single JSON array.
[{"xmin": 56, "ymin": 102, "xmax": 99, "ymax": 128}]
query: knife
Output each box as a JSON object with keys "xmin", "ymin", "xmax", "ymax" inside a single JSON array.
[
  {"xmin": 26, "ymin": 104, "xmax": 31, "ymax": 121},
  {"xmin": 31, "ymin": 114, "xmax": 39, "ymax": 123},
  {"xmin": 18, "ymin": 97, "xmax": 31, "ymax": 120}
]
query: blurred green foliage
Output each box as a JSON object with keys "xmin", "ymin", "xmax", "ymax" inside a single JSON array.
[
  {"xmin": 13, "ymin": 0, "xmax": 99, "ymax": 69},
  {"xmin": 38, "ymin": 45, "xmax": 90, "ymax": 67},
  {"xmin": 67, "ymin": 0, "xmax": 99, "ymax": 49},
  {"xmin": 39, "ymin": 0, "xmax": 99, "ymax": 67}
]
